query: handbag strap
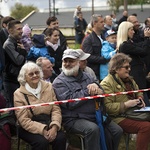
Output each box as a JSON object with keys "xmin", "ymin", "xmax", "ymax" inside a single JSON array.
[{"xmin": 23, "ymin": 94, "xmax": 34, "ymax": 116}]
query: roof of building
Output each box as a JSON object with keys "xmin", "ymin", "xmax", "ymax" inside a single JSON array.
[{"xmin": 21, "ymin": 6, "xmax": 150, "ymax": 29}]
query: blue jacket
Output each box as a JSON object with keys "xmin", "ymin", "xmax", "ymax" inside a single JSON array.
[
  {"xmin": 100, "ymin": 41, "xmax": 116, "ymax": 80},
  {"xmin": 27, "ymin": 46, "xmax": 55, "ymax": 64}
]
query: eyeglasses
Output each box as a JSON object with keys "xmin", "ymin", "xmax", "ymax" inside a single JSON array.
[
  {"xmin": 26, "ymin": 71, "xmax": 40, "ymax": 77},
  {"xmin": 121, "ymin": 65, "xmax": 131, "ymax": 70}
]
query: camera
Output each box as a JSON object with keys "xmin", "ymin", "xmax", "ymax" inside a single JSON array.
[{"xmin": 137, "ymin": 99, "xmax": 142, "ymax": 106}]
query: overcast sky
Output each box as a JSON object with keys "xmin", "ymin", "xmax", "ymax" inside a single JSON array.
[{"xmin": 0, "ymin": 0, "xmax": 107, "ymax": 16}]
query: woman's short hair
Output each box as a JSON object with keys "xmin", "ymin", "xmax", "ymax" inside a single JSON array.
[
  {"xmin": 18, "ymin": 61, "xmax": 43, "ymax": 86},
  {"xmin": 109, "ymin": 53, "xmax": 132, "ymax": 75},
  {"xmin": 117, "ymin": 21, "xmax": 133, "ymax": 48}
]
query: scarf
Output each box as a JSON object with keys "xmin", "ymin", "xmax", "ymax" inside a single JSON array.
[
  {"xmin": 25, "ymin": 82, "xmax": 41, "ymax": 99},
  {"xmin": 46, "ymin": 41, "xmax": 58, "ymax": 51}
]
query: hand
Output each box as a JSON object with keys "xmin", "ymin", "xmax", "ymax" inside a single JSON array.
[
  {"xmin": 46, "ymin": 125, "xmax": 58, "ymax": 142},
  {"xmin": 124, "ymin": 99, "xmax": 145, "ymax": 108},
  {"xmin": 87, "ymin": 83, "xmax": 103, "ymax": 96}
]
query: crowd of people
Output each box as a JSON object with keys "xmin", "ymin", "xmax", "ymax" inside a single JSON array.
[{"xmin": 0, "ymin": 7, "xmax": 150, "ymax": 150}]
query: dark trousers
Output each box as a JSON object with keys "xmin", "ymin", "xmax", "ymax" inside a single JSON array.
[
  {"xmin": 3, "ymin": 81, "xmax": 19, "ymax": 107},
  {"xmin": 19, "ymin": 127, "xmax": 66, "ymax": 150}
]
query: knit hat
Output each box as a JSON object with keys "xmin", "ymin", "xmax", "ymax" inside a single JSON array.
[{"xmin": 22, "ymin": 24, "xmax": 31, "ymax": 36}]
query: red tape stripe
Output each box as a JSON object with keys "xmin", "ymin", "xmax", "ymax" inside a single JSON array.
[{"xmin": 0, "ymin": 88, "xmax": 150, "ymax": 113}]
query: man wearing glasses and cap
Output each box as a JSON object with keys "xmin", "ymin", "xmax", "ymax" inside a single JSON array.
[{"xmin": 53, "ymin": 49, "xmax": 123, "ymax": 150}]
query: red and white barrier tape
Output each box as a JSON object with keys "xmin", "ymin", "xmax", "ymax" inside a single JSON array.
[{"xmin": 0, "ymin": 88, "xmax": 150, "ymax": 113}]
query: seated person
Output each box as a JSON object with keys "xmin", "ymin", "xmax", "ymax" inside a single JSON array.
[
  {"xmin": 14, "ymin": 62, "xmax": 66, "ymax": 150},
  {"xmin": 100, "ymin": 53, "xmax": 150, "ymax": 150},
  {"xmin": 36, "ymin": 57, "xmax": 57, "ymax": 83},
  {"xmin": 52, "ymin": 49, "xmax": 123, "ymax": 150}
]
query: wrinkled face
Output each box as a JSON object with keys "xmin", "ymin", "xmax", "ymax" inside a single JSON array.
[
  {"xmin": 106, "ymin": 16, "xmax": 112, "ymax": 26},
  {"xmin": 62, "ymin": 58, "xmax": 79, "ymax": 76},
  {"xmin": 128, "ymin": 27, "xmax": 135, "ymax": 39},
  {"xmin": 116, "ymin": 62, "xmax": 131, "ymax": 79},
  {"xmin": 48, "ymin": 30, "xmax": 60, "ymax": 44},
  {"xmin": 9, "ymin": 24, "xmax": 23, "ymax": 40},
  {"xmin": 48, "ymin": 20, "xmax": 59, "ymax": 29},
  {"xmin": 106, "ymin": 34, "xmax": 117, "ymax": 44},
  {"xmin": 42, "ymin": 59, "xmax": 53, "ymax": 79},
  {"xmin": 25, "ymin": 68, "xmax": 40, "ymax": 88}
]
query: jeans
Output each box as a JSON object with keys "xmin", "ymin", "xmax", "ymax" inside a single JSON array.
[
  {"xmin": 108, "ymin": 120, "xmax": 123, "ymax": 150},
  {"xmin": 68, "ymin": 119, "xmax": 100, "ymax": 150}
]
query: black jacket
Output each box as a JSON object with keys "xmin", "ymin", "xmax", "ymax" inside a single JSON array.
[
  {"xmin": 82, "ymin": 31, "xmax": 108, "ymax": 79},
  {"xmin": 3, "ymin": 36, "xmax": 27, "ymax": 82}
]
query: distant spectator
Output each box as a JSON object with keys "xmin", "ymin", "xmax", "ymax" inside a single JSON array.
[
  {"xmin": 110, "ymin": 13, "xmax": 118, "ymax": 31},
  {"xmin": 74, "ymin": 12, "xmax": 87, "ymax": 45},
  {"xmin": 43, "ymin": 16, "xmax": 67, "ymax": 53},
  {"xmin": 118, "ymin": 10, "xmax": 128, "ymax": 26},
  {"xmin": 103, "ymin": 15, "xmax": 113, "ymax": 37},
  {"xmin": 73, "ymin": 5, "xmax": 82, "ymax": 20},
  {"xmin": 127, "ymin": 15, "xmax": 144, "ymax": 43},
  {"xmin": 144, "ymin": 17, "xmax": 150, "ymax": 28},
  {"xmin": 21, "ymin": 24, "xmax": 33, "ymax": 52}
]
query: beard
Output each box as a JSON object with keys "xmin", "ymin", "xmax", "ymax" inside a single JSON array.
[{"xmin": 62, "ymin": 63, "xmax": 80, "ymax": 76}]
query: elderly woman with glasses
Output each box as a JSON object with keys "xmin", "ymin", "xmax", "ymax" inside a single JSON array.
[
  {"xmin": 100, "ymin": 53, "xmax": 150, "ymax": 150},
  {"xmin": 14, "ymin": 61, "xmax": 66, "ymax": 150}
]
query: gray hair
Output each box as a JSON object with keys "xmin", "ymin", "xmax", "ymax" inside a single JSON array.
[
  {"xmin": 18, "ymin": 61, "xmax": 43, "ymax": 86},
  {"xmin": 90, "ymin": 14, "xmax": 103, "ymax": 27},
  {"xmin": 109, "ymin": 53, "xmax": 132, "ymax": 75},
  {"xmin": 36, "ymin": 57, "xmax": 49, "ymax": 68}
]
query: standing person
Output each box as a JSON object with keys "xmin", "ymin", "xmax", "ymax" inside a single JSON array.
[
  {"xmin": 3, "ymin": 20, "xmax": 27, "ymax": 107},
  {"xmin": 14, "ymin": 62, "xmax": 66, "ymax": 150},
  {"xmin": 118, "ymin": 10, "xmax": 128, "ymax": 26},
  {"xmin": 100, "ymin": 30, "xmax": 117, "ymax": 81},
  {"xmin": 73, "ymin": 5, "xmax": 82, "ymax": 20},
  {"xmin": 117, "ymin": 21, "xmax": 150, "ymax": 106},
  {"xmin": 127, "ymin": 15, "xmax": 144, "ymax": 43},
  {"xmin": 82, "ymin": 14, "xmax": 108, "ymax": 80},
  {"xmin": 53, "ymin": 49, "xmax": 123, "ymax": 150},
  {"xmin": 100, "ymin": 53, "xmax": 150, "ymax": 150},
  {"xmin": 36, "ymin": 57, "xmax": 57, "ymax": 83},
  {"xmin": 74, "ymin": 12, "xmax": 87, "ymax": 45},
  {"xmin": 0, "ymin": 16, "xmax": 15, "ymax": 46},
  {"xmin": 43, "ymin": 16, "xmax": 67, "ymax": 53}
]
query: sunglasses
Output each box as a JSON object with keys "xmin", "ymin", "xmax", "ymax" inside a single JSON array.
[
  {"xmin": 121, "ymin": 65, "xmax": 131, "ymax": 70},
  {"xmin": 26, "ymin": 71, "xmax": 40, "ymax": 77}
]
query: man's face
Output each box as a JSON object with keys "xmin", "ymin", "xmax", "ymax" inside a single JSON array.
[
  {"xmin": 95, "ymin": 17, "xmax": 105, "ymax": 31},
  {"xmin": 106, "ymin": 16, "xmax": 112, "ymax": 26},
  {"xmin": 129, "ymin": 16, "xmax": 140, "ymax": 31},
  {"xmin": 62, "ymin": 58, "xmax": 79, "ymax": 76},
  {"xmin": 9, "ymin": 24, "xmax": 23, "ymax": 40},
  {"xmin": 48, "ymin": 20, "xmax": 59, "ymax": 29},
  {"xmin": 42, "ymin": 59, "xmax": 53, "ymax": 79}
]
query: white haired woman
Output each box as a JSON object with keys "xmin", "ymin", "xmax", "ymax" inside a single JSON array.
[
  {"xmin": 117, "ymin": 21, "xmax": 150, "ymax": 106},
  {"xmin": 14, "ymin": 61, "xmax": 66, "ymax": 150}
]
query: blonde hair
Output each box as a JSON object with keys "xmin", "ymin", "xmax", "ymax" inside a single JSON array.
[{"xmin": 117, "ymin": 21, "xmax": 133, "ymax": 49}]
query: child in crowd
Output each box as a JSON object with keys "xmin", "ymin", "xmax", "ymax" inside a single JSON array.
[
  {"xmin": 20, "ymin": 24, "xmax": 33, "ymax": 52},
  {"xmin": 100, "ymin": 30, "xmax": 117, "ymax": 81}
]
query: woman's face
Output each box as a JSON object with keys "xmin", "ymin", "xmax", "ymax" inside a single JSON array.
[
  {"xmin": 116, "ymin": 62, "xmax": 131, "ymax": 79},
  {"xmin": 25, "ymin": 69, "xmax": 40, "ymax": 88},
  {"xmin": 48, "ymin": 30, "xmax": 60, "ymax": 44},
  {"xmin": 128, "ymin": 27, "xmax": 135, "ymax": 39}
]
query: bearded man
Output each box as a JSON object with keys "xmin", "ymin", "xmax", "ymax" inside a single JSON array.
[{"xmin": 52, "ymin": 49, "xmax": 123, "ymax": 150}]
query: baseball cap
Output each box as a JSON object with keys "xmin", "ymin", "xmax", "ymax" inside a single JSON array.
[
  {"xmin": 62, "ymin": 49, "xmax": 90, "ymax": 60},
  {"xmin": 105, "ymin": 30, "xmax": 116, "ymax": 38}
]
